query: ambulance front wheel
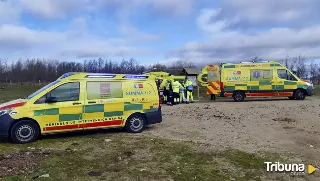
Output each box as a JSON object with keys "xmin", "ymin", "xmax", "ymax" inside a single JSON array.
[
  {"xmin": 233, "ymin": 91, "xmax": 245, "ymax": 102},
  {"xmin": 10, "ymin": 120, "xmax": 40, "ymax": 144},
  {"xmin": 125, "ymin": 114, "xmax": 146, "ymax": 133},
  {"xmin": 294, "ymin": 89, "xmax": 306, "ymax": 100}
]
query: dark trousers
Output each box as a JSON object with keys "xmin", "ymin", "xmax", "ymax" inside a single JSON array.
[
  {"xmin": 210, "ymin": 94, "xmax": 216, "ymax": 100},
  {"xmin": 173, "ymin": 92, "xmax": 179, "ymax": 105},
  {"xmin": 167, "ymin": 91, "xmax": 173, "ymax": 105}
]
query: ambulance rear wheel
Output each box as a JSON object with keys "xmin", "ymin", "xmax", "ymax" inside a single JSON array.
[
  {"xmin": 294, "ymin": 89, "xmax": 306, "ymax": 100},
  {"xmin": 10, "ymin": 120, "xmax": 40, "ymax": 144},
  {"xmin": 125, "ymin": 114, "xmax": 146, "ymax": 133},
  {"xmin": 233, "ymin": 91, "xmax": 245, "ymax": 102}
]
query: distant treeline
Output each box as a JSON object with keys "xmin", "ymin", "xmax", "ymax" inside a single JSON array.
[
  {"xmin": 0, "ymin": 58, "xmax": 196, "ymax": 83},
  {"xmin": 0, "ymin": 55, "xmax": 320, "ymax": 84}
]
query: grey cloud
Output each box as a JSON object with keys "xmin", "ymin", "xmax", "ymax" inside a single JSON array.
[
  {"xmin": 0, "ymin": 24, "xmax": 65, "ymax": 50},
  {"xmin": 212, "ymin": 0, "xmax": 320, "ymax": 30},
  {"xmin": 19, "ymin": 0, "xmax": 92, "ymax": 19},
  {"xmin": 170, "ymin": 25, "xmax": 320, "ymax": 65},
  {"xmin": 18, "ymin": 0, "xmax": 197, "ymax": 20},
  {"xmin": 0, "ymin": 0, "xmax": 21, "ymax": 23},
  {"xmin": 0, "ymin": 24, "xmax": 150, "ymax": 59}
]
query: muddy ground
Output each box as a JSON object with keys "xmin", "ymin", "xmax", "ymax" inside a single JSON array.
[{"xmin": 146, "ymin": 97, "xmax": 320, "ymax": 164}]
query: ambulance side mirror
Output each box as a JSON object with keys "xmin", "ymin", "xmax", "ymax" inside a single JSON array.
[{"xmin": 46, "ymin": 96, "xmax": 58, "ymax": 103}]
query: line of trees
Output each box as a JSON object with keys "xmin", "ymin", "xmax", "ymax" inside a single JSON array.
[
  {"xmin": 0, "ymin": 55, "xmax": 319, "ymax": 84},
  {"xmin": 0, "ymin": 58, "xmax": 196, "ymax": 83}
]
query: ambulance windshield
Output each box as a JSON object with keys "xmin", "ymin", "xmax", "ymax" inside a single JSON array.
[
  {"xmin": 26, "ymin": 80, "xmax": 60, "ymax": 99},
  {"xmin": 277, "ymin": 69, "xmax": 297, "ymax": 81}
]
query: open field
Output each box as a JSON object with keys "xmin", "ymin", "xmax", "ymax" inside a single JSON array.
[{"xmin": 0, "ymin": 84, "xmax": 320, "ymax": 181}]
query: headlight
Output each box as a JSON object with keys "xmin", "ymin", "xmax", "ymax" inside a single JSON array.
[{"xmin": 0, "ymin": 108, "xmax": 13, "ymax": 116}]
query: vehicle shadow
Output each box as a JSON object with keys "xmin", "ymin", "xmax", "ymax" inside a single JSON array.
[
  {"xmin": 0, "ymin": 126, "xmax": 155, "ymax": 143},
  {"xmin": 175, "ymin": 98, "xmax": 310, "ymax": 103}
]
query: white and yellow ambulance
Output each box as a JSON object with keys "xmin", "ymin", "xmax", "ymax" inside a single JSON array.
[{"xmin": 0, "ymin": 73, "xmax": 162, "ymax": 143}]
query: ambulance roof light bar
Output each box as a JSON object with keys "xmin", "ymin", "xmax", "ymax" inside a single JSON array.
[
  {"xmin": 123, "ymin": 74, "xmax": 149, "ymax": 79},
  {"xmin": 85, "ymin": 73, "xmax": 116, "ymax": 78}
]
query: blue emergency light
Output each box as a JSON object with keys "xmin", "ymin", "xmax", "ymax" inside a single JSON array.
[
  {"xmin": 85, "ymin": 74, "xmax": 116, "ymax": 78},
  {"xmin": 123, "ymin": 75, "xmax": 148, "ymax": 79},
  {"xmin": 60, "ymin": 72, "xmax": 74, "ymax": 79}
]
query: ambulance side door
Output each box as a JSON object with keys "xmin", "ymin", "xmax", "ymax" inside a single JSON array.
[
  {"xmin": 82, "ymin": 81, "xmax": 124, "ymax": 129},
  {"xmin": 38, "ymin": 81, "xmax": 84, "ymax": 132},
  {"xmin": 274, "ymin": 69, "xmax": 298, "ymax": 92}
]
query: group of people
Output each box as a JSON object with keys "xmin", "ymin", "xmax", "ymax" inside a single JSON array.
[{"xmin": 160, "ymin": 78, "xmax": 194, "ymax": 106}]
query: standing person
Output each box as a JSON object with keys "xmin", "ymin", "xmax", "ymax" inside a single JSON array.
[
  {"xmin": 184, "ymin": 78, "xmax": 194, "ymax": 104},
  {"xmin": 210, "ymin": 94, "xmax": 216, "ymax": 100},
  {"xmin": 179, "ymin": 81, "xmax": 186, "ymax": 103},
  {"xmin": 160, "ymin": 79, "xmax": 168, "ymax": 104},
  {"xmin": 172, "ymin": 80, "xmax": 181, "ymax": 105},
  {"xmin": 167, "ymin": 80, "xmax": 174, "ymax": 106}
]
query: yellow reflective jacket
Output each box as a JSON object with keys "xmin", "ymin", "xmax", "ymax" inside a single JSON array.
[
  {"xmin": 172, "ymin": 81, "xmax": 181, "ymax": 93},
  {"xmin": 160, "ymin": 79, "xmax": 167, "ymax": 89}
]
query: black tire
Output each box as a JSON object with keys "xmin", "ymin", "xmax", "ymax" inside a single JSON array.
[
  {"xmin": 232, "ymin": 91, "xmax": 245, "ymax": 102},
  {"xmin": 10, "ymin": 120, "xmax": 40, "ymax": 144},
  {"xmin": 294, "ymin": 89, "xmax": 306, "ymax": 100},
  {"xmin": 125, "ymin": 114, "xmax": 146, "ymax": 133},
  {"xmin": 288, "ymin": 96, "xmax": 295, "ymax": 100}
]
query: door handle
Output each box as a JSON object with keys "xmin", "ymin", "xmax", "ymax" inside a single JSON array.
[
  {"xmin": 73, "ymin": 102, "xmax": 82, "ymax": 105},
  {"xmin": 88, "ymin": 101, "xmax": 96, "ymax": 104}
]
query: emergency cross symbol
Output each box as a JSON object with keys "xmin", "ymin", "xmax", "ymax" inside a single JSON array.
[{"xmin": 253, "ymin": 71, "xmax": 260, "ymax": 78}]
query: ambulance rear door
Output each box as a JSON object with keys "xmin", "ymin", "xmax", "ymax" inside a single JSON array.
[{"xmin": 207, "ymin": 65, "xmax": 221, "ymax": 95}]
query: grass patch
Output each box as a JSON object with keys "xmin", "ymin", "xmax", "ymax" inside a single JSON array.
[
  {"xmin": 0, "ymin": 83, "xmax": 44, "ymax": 103},
  {"xmin": 0, "ymin": 133, "xmax": 292, "ymax": 181}
]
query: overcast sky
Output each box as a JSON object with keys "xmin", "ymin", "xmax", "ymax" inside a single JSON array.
[{"xmin": 1, "ymin": 0, "xmax": 320, "ymax": 65}]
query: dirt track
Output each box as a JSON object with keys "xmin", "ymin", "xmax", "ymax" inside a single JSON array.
[{"xmin": 145, "ymin": 97, "xmax": 320, "ymax": 163}]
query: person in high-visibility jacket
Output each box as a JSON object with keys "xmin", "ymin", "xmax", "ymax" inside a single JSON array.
[
  {"xmin": 166, "ymin": 80, "xmax": 173, "ymax": 106},
  {"xmin": 160, "ymin": 79, "xmax": 168, "ymax": 104},
  {"xmin": 179, "ymin": 81, "xmax": 186, "ymax": 103},
  {"xmin": 172, "ymin": 80, "xmax": 182, "ymax": 105},
  {"xmin": 184, "ymin": 78, "xmax": 194, "ymax": 104}
]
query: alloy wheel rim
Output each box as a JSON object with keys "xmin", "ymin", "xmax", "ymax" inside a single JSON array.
[
  {"xmin": 16, "ymin": 125, "xmax": 34, "ymax": 142},
  {"xmin": 130, "ymin": 117, "xmax": 143, "ymax": 131}
]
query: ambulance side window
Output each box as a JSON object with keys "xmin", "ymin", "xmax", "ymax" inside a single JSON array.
[
  {"xmin": 277, "ymin": 69, "xmax": 297, "ymax": 81},
  {"xmin": 34, "ymin": 82, "xmax": 80, "ymax": 104},
  {"xmin": 86, "ymin": 81, "xmax": 123, "ymax": 100}
]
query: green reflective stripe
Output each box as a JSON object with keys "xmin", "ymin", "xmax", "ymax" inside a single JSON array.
[
  {"xmin": 59, "ymin": 114, "xmax": 81, "ymax": 122},
  {"xmin": 124, "ymin": 103, "xmax": 143, "ymax": 111},
  {"xmin": 84, "ymin": 104, "xmax": 104, "ymax": 113},
  {"xmin": 272, "ymin": 85, "xmax": 277, "ymax": 90},
  {"xmin": 104, "ymin": 111, "xmax": 123, "ymax": 117},
  {"xmin": 270, "ymin": 63, "xmax": 281, "ymax": 66},
  {"xmin": 250, "ymin": 86, "xmax": 259, "ymax": 90},
  {"xmin": 224, "ymin": 65, "xmax": 236, "ymax": 68},
  {"xmin": 297, "ymin": 84, "xmax": 308, "ymax": 89},
  {"xmin": 224, "ymin": 86, "xmax": 235, "ymax": 91},
  {"xmin": 284, "ymin": 81, "xmax": 297, "ymax": 85},
  {"xmin": 34, "ymin": 110, "xmax": 45, "ymax": 116},
  {"xmin": 46, "ymin": 108, "xmax": 59, "ymax": 115},
  {"xmin": 276, "ymin": 85, "xmax": 284, "ymax": 90},
  {"xmin": 235, "ymin": 84, "xmax": 247, "ymax": 86},
  {"xmin": 259, "ymin": 81, "xmax": 272, "ymax": 85}
]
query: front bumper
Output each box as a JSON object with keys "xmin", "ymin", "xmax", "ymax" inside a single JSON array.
[
  {"xmin": 0, "ymin": 114, "xmax": 15, "ymax": 137},
  {"xmin": 306, "ymin": 86, "xmax": 313, "ymax": 96},
  {"xmin": 144, "ymin": 109, "xmax": 162, "ymax": 125}
]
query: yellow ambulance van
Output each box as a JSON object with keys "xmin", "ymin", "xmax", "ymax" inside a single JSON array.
[
  {"xmin": 0, "ymin": 73, "xmax": 162, "ymax": 144},
  {"xmin": 204, "ymin": 61, "xmax": 313, "ymax": 101}
]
